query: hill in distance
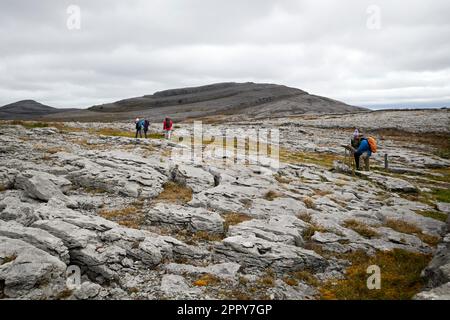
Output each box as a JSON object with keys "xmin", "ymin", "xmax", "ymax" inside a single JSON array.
[
  {"xmin": 0, "ymin": 100, "xmax": 79, "ymax": 120},
  {"xmin": 1, "ymin": 82, "xmax": 368, "ymax": 122}
]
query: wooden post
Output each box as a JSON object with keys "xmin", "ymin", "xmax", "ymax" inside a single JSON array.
[{"xmin": 384, "ymin": 153, "xmax": 388, "ymax": 170}]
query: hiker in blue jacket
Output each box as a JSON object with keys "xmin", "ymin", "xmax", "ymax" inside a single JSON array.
[
  {"xmin": 135, "ymin": 118, "xmax": 145, "ymax": 138},
  {"xmin": 353, "ymin": 137, "xmax": 372, "ymax": 170}
]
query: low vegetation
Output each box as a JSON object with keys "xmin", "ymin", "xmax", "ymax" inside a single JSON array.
[
  {"xmin": 303, "ymin": 197, "xmax": 316, "ymax": 209},
  {"xmin": 344, "ymin": 219, "xmax": 380, "ymax": 239},
  {"xmin": 222, "ymin": 212, "xmax": 252, "ymax": 233},
  {"xmin": 98, "ymin": 204, "xmax": 144, "ymax": 229},
  {"xmin": 319, "ymin": 249, "xmax": 431, "ymax": 300},
  {"xmin": 280, "ymin": 149, "xmax": 338, "ymax": 168},
  {"xmin": 156, "ymin": 181, "xmax": 193, "ymax": 204},
  {"xmin": 384, "ymin": 219, "xmax": 440, "ymax": 246},
  {"xmin": 433, "ymin": 188, "xmax": 450, "ymax": 203},
  {"xmin": 415, "ymin": 210, "xmax": 448, "ymax": 222},
  {"xmin": 193, "ymin": 274, "xmax": 221, "ymax": 287},
  {"xmin": 302, "ymin": 224, "xmax": 329, "ymax": 241},
  {"xmin": 263, "ymin": 190, "xmax": 281, "ymax": 201}
]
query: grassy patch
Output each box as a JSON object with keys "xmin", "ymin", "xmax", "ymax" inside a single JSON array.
[
  {"xmin": 384, "ymin": 219, "xmax": 422, "ymax": 234},
  {"xmin": 257, "ymin": 269, "xmax": 276, "ymax": 288},
  {"xmin": 193, "ymin": 274, "xmax": 221, "ymax": 287},
  {"xmin": 384, "ymin": 219, "xmax": 440, "ymax": 246},
  {"xmin": 222, "ymin": 212, "xmax": 252, "ymax": 233},
  {"xmin": 156, "ymin": 181, "xmax": 193, "ymax": 204},
  {"xmin": 296, "ymin": 211, "xmax": 312, "ymax": 223},
  {"xmin": 55, "ymin": 288, "xmax": 73, "ymax": 300},
  {"xmin": 302, "ymin": 224, "xmax": 329, "ymax": 241},
  {"xmin": 280, "ymin": 150, "xmax": 338, "ymax": 168},
  {"xmin": 343, "ymin": 219, "xmax": 380, "ymax": 239},
  {"xmin": 263, "ymin": 190, "xmax": 281, "ymax": 201},
  {"xmin": 274, "ymin": 174, "xmax": 292, "ymax": 184},
  {"xmin": 303, "ymin": 197, "xmax": 316, "ymax": 209},
  {"xmin": 319, "ymin": 249, "xmax": 431, "ymax": 300},
  {"xmin": 98, "ymin": 205, "xmax": 143, "ymax": 229},
  {"xmin": 9, "ymin": 120, "xmax": 49, "ymax": 129},
  {"xmin": 415, "ymin": 210, "xmax": 448, "ymax": 223},
  {"xmin": 293, "ymin": 270, "xmax": 319, "ymax": 287},
  {"xmin": 433, "ymin": 188, "xmax": 450, "ymax": 203}
]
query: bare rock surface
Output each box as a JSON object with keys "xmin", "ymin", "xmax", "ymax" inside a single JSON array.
[{"xmin": 0, "ymin": 109, "xmax": 449, "ymax": 299}]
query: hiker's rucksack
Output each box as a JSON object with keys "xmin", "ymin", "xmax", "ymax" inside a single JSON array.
[
  {"xmin": 144, "ymin": 120, "xmax": 150, "ymax": 129},
  {"xmin": 367, "ymin": 136, "xmax": 377, "ymax": 153}
]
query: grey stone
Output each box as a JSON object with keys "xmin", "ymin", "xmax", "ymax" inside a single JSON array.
[
  {"xmin": 0, "ymin": 221, "xmax": 70, "ymax": 263},
  {"xmin": 146, "ymin": 203, "xmax": 224, "ymax": 234},
  {"xmin": 214, "ymin": 235, "xmax": 327, "ymax": 274},
  {"xmin": 0, "ymin": 236, "xmax": 67, "ymax": 299}
]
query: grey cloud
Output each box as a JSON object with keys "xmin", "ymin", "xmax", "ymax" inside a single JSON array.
[{"xmin": 0, "ymin": 0, "xmax": 449, "ymax": 109}]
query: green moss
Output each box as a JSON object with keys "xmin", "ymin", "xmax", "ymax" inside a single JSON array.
[
  {"xmin": 415, "ymin": 210, "xmax": 448, "ymax": 222},
  {"xmin": 433, "ymin": 188, "xmax": 450, "ymax": 203}
]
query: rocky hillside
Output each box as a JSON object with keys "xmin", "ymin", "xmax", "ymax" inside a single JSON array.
[
  {"xmin": 0, "ymin": 100, "xmax": 78, "ymax": 120},
  {"xmin": 9, "ymin": 82, "xmax": 366, "ymax": 122},
  {"xmin": 0, "ymin": 109, "xmax": 448, "ymax": 300}
]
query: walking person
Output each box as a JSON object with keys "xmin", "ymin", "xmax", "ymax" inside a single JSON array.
[
  {"xmin": 135, "ymin": 118, "xmax": 144, "ymax": 138},
  {"xmin": 163, "ymin": 117, "xmax": 173, "ymax": 139},
  {"xmin": 143, "ymin": 119, "xmax": 150, "ymax": 138}
]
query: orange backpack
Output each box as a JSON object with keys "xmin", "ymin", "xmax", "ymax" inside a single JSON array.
[{"xmin": 367, "ymin": 136, "xmax": 377, "ymax": 153}]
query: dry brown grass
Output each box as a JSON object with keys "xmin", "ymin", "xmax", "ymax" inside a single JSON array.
[
  {"xmin": 156, "ymin": 181, "xmax": 193, "ymax": 204},
  {"xmin": 319, "ymin": 249, "xmax": 431, "ymax": 300},
  {"xmin": 263, "ymin": 190, "xmax": 281, "ymax": 201},
  {"xmin": 222, "ymin": 212, "xmax": 252, "ymax": 233},
  {"xmin": 98, "ymin": 206, "xmax": 143, "ymax": 229},
  {"xmin": 373, "ymin": 128, "xmax": 450, "ymax": 156},
  {"xmin": 283, "ymin": 277, "xmax": 299, "ymax": 286},
  {"xmin": 293, "ymin": 270, "xmax": 319, "ymax": 287},
  {"xmin": 296, "ymin": 211, "xmax": 312, "ymax": 223},
  {"xmin": 274, "ymin": 174, "xmax": 292, "ymax": 184},
  {"xmin": 258, "ymin": 269, "xmax": 276, "ymax": 287},
  {"xmin": 55, "ymin": 288, "xmax": 74, "ymax": 300},
  {"xmin": 314, "ymin": 189, "xmax": 332, "ymax": 197},
  {"xmin": 343, "ymin": 219, "xmax": 380, "ymax": 239},
  {"xmin": 303, "ymin": 197, "xmax": 316, "ymax": 209},
  {"xmin": 384, "ymin": 219, "xmax": 441, "ymax": 246},
  {"xmin": 193, "ymin": 274, "xmax": 221, "ymax": 287},
  {"xmin": 384, "ymin": 219, "xmax": 422, "ymax": 234},
  {"xmin": 302, "ymin": 224, "xmax": 329, "ymax": 241}
]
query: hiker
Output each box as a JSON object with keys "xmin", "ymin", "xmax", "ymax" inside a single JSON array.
[
  {"xmin": 352, "ymin": 133, "xmax": 377, "ymax": 171},
  {"xmin": 143, "ymin": 119, "xmax": 150, "ymax": 138},
  {"xmin": 351, "ymin": 129, "xmax": 361, "ymax": 149},
  {"xmin": 163, "ymin": 117, "xmax": 173, "ymax": 139},
  {"xmin": 135, "ymin": 118, "xmax": 144, "ymax": 138}
]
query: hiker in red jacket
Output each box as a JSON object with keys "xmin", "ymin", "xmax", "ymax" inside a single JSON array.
[{"xmin": 163, "ymin": 117, "xmax": 173, "ymax": 139}]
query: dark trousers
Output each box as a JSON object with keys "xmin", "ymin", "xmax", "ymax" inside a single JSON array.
[
  {"xmin": 135, "ymin": 129, "xmax": 142, "ymax": 138},
  {"xmin": 354, "ymin": 151, "xmax": 370, "ymax": 170},
  {"xmin": 143, "ymin": 128, "xmax": 148, "ymax": 138}
]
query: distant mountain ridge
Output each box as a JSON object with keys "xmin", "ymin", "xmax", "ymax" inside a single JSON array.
[
  {"xmin": 0, "ymin": 100, "xmax": 79, "ymax": 120},
  {"xmin": 0, "ymin": 82, "xmax": 368, "ymax": 121}
]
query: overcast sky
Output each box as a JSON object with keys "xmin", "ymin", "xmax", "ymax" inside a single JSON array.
[{"xmin": 1, "ymin": 0, "xmax": 449, "ymax": 109}]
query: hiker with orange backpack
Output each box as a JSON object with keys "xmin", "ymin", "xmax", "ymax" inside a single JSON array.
[{"xmin": 351, "ymin": 131, "xmax": 377, "ymax": 170}]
